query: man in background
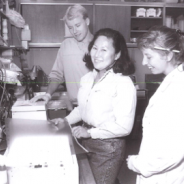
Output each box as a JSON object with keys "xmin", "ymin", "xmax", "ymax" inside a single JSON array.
[{"xmin": 30, "ymin": 4, "xmax": 93, "ymax": 110}]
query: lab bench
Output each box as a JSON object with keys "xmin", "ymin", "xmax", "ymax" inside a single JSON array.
[{"xmin": 0, "ymin": 118, "xmax": 96, "ymax": 184}]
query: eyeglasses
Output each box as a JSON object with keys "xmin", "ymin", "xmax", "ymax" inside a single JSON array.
[{"xmin": 154, "ymin": 46, "xmax": 180, "ymax": 53}]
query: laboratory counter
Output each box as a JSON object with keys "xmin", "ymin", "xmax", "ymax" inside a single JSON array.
[{"xmin": 0, "ymin": 118, "xmax": 96, "ymax": 184}]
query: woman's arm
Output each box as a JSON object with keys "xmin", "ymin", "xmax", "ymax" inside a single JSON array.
[
  {"xmin": 127, "ymin": 88, "xmax": 184, "ymax": 177},
  {"xmin": 65, "ymin": 106, "xmax": 82, "ymax": 125}
]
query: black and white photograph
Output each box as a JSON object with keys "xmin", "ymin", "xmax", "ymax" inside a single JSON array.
[{"xmin": 0, "ymin": 0, "xmax": 184, "ymax": 184}]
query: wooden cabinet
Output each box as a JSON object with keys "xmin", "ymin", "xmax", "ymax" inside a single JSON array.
[
  {"xmin": 18, "ymin": 1, "xmax": 184, "ymax": 75},
  {"xmin": 19, "ymin": 1, "xmax": 184, "ymax": 48},
  {"xmin": 21, "ymin": 3, "xmax": 94, "ymax": 44},
  {"xmin": 94, "ymin": 4, "xmax": 130, "ymax": 42}
]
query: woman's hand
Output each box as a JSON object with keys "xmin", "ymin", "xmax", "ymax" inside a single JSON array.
[
  {"xmin": 126, "ymin": 155, "xmax": 140, "ymax": 173},
  {"xmin": 126, "ymin": 155, "xmax": 134, "ymax": 171},
  {"xmin": 49, "ymin": 118, "xmax": 65, "ymax": 126},
  {"xmin": 72, "ymin": 126, "xmax": 91, "ymax": 139},
  {"xmin": 48, "ymin": 118, "xmax": 66, "ymax": 130}
]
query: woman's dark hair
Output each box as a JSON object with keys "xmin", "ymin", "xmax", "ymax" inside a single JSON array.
[
  {"xmin": 83, "ymin": 28, "xmax": 135, "ymax": 75},
  {"xmin": 137, "ymin": 25, "xmax": 184, "ymax": 64}
]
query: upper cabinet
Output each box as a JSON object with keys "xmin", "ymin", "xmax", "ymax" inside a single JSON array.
[
  {"xmin": 21, "ymin": 4, "xmax": 94, "ymax": 44},
  {"xmin": 94, "ymin": 4, "xmax": 131, "ymax": 42},
  {"xmin": 19, "ymin": 1, "xmax": 184, "ymax": 48}
]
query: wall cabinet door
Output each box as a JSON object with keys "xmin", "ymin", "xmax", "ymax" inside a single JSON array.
[
  {"xmin": 94, "ymin": 5, "xmax": 131, "ymax": 42},
  {"xmin": 21, "ymin": 4, "xmax": 94, "ymax": 43}
]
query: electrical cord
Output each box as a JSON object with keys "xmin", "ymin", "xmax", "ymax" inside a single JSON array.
[
  {"xmin": 0, "ymin": 69, "xmax": 3, "ymax": 81},
  {"xmin": 0, "ymin": 60, "xmax": 6, "ymax": 106},
  {"xmin": 0, "ymin": 83, "xmax": 12, "ymax": 120}
]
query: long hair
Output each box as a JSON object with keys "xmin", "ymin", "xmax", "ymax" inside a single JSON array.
[{"xmin": 84, "ymin": 28, "xmax": 135, "ymax": 75}]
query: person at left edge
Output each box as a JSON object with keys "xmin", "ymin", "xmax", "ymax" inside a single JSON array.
[
  {"xmin": 52, "ymin": 28, "xmax": 137, "ymax": 184},
  {"xmin": 30, "ymin": 4, "xmax": 93, "ymax": 110}
]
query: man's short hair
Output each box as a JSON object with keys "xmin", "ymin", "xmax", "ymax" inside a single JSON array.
[{"xmin": 63, "ymin": 4, "xmax": 88, "ymax": 22}]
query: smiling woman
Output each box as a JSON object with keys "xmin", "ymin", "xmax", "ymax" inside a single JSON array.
[
  {"xmin": 51, "ymin": 28, "xmax": 137, "ymax": 184},
  {"xmin": 127, "ymin": 25, "xmax": 184, "ymax": 184},
  {"xmin": 141, "ymin": 48, "xmax": 172, "ymax": 75},
  {"xmin": 90, "ymin": 36, "xmax": 120, "ymax": 72},
  {"xmin": 59, "ymin": 28, "xmax": 137, "ymax": 184},
  {"xmin": 137, "ymin": 26, "xmax": 184, "ymax": 75},
  {"xmin": 84, "ymin": 28, "xmax": 135, "ymax": 75}
]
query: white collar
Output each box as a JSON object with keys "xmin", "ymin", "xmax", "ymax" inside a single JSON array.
[{"xmin": 92, "ymin": 68, "xmax": 114, "ymax": 83}]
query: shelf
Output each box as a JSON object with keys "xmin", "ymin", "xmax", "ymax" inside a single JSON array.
[
  {"xmin": 165, "ymin": 3, "xmax": 184, "ymax": 8},
  {"xmin": 29, "ymin": 43, "xmax": 61, "ymax": 48},
  {"xmin": 0, "ymin": 45, "xmax": 26, "ymax": 51},
  {"xmin": 131, "ymin": 16, "xmax": 162, "ymax": 19},
  {"xmin": 28, "ymin": 42, "xmax": 137, "ymax": 48},
  {"xmin": 121, "ymin": 2, "xmax": 164, "ymax": 7}
]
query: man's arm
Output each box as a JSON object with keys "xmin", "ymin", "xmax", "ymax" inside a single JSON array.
[
  {"xmin": 30, "ymin": 46, "xmax": 64, "ymax": 103},
  {"xmin": 29, "ymin": 80, "xmax": 61, "ymax": 103},
  {"xmin": 46, "ymin": 80, "xmax": 61, "ymax": 96}
]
